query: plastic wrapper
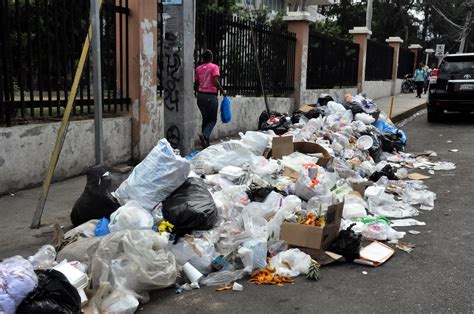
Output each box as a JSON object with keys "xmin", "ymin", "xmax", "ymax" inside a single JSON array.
[
  {"xmin": 28, "ymin": 245, "xmax": 57, "ymax": 270},
  {"xmin": 200, "ymin": 269, "xmax": 246, "ymax": 287},
  {"xmin": 355, "ymin": 113, "xmax": 375, "ymax": 124},
  {"xmin": 0, "ymin": 256, "xmax": 38, "ymax": 314},
  {"xmin": 269, "ymin": 249, "xmax": 311, "ymax": 277},
  {"xmin": 16, "ymin": 269, "xmax": 80, "ymax": 314},
  {"xmin": 171, "ymin": 237, "xmax": 216, "ymax": 275},
  {"xmin": 114, "ymin": 138, "xmax": 190, "ymax": 210},
  {"xmin": 162, "ymin": 177, "xmax": 218, "ymax": 236},
  {"xmin": 249, "ymin": 157, "xmax": 280, "ymax": 177},
  {"xmin": 89, "ymin": 230, "xmax": 177, "ymax": 292},
  {"xmin": 108, "ymin": 201, "xmax": 154, "ymax": 233},
  {"xmin": 64, "ymin": 219, "xmax": 98, "ymax": 239}
]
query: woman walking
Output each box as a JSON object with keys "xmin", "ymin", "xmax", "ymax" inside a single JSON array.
[
  {"xmin": 414, "ymin": 63, "xmax": 427, "ymax": 98},
  {"xmin": 194, "ymin": 50, "xmax": 226, "ymax": 148}
]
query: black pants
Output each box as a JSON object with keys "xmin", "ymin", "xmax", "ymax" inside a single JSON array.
[
  {"xmin": 416, "ymin": 81, "xmax": 424, "ymax": 97},
  {"xmin": 197, "ymin": 93, "xmax": 218, "ymax": 143}
]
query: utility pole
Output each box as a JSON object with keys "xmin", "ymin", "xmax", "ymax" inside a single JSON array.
[
  {"xmin": 91, "ymin": 0, "xmax": 104, "ymax": 165},
  {"xmin": 459, "ymin": 10, "xmax": 472, "ymax": 53},
  {"xmin": 366, "ymin": 0, "xmax": 373, "ymax": 39}
]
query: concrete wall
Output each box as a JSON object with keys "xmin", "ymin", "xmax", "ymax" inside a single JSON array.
[
  {"xmin": 0, "ymin": 117, "xmax": 132, "ymax": 194},
  {"xmin": 303, "ymin": 87, "xmax": 359, "ymax": 105},
  {"xmin": 364, "ymin": 79, "xmax": 404, "ymax": 99},
  {"xmin": 194, "ymin": 96, "xmax": 295, "ymax": 141}
]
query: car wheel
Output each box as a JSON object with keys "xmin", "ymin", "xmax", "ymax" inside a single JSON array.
[{"xmin": 427, "ymin": 108, "xmax": 443, "ymax": 122}]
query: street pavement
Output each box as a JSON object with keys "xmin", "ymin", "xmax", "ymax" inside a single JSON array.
[
  {"xmin": 375, "ymin": 92, "xmax": 427, "ymax": 122},
  {"xmin": 142, "ymin": 111, "xmax": 473, "ymax": 313},
  {"xmin": 1, "ymin": 104, "xmax": 473, "ymax": 313}
]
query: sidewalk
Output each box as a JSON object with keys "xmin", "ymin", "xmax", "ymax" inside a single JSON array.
[
  {"xmin": 374, "ymin": 93, "xmax": 427, "ymax": 123},
  {"xmin": 0, "ymin": 92, "xmax": 428, "ymax": 259}
]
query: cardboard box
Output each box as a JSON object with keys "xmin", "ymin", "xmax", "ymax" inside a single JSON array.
[
  {"xmin": 280, "ymin": 202, "xmax": 344, "ymax": 251},
  {"xmin": 351, "ymin": 181, "xmax": 373, "ymax": 198},
  {"xmin": 299, "ymin": 104, "xmax": 315, "ymax": 113},
  {"xmin": 266, "ymin": 136, "xmax": 332, "ymax": 167}
]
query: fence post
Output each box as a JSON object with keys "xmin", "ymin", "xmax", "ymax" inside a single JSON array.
[
  {"xmin": 284, "ymin": 12, "xmax": 316, "ymax": 107},
  {"xmin": 386, "ymin": 36, "xmax": 403, "ymax": 96},
  {"xmin": 349, "ymin": 27, "xmax": 372, "ymax": 94},
  {"xmin": 125, "ymin": 0, "xmax": 159, "ymax": 161},
  {"xmin": 408, "ymin": 44, "xmax": 423, "ymax": 75}
]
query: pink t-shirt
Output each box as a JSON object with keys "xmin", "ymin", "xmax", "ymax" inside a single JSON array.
[{"xmin": 195, "ymin": 63, "xmax": 220, "ymax": 93}]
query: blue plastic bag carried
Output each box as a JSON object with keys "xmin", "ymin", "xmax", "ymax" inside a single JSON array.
[{"xmin": 220, "ymin": 96, "xmax": 232, "ymax": 123}]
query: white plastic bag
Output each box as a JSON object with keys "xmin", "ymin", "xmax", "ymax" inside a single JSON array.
[
  {"xmin": 368, "ymin": 193, "xmax": 419, "ymax": 218},
  {"xmin": 240, "ymin": 131, "xmax": 271, "ymax": 156},
  {"xmin": 361, "ymin": 223, "xmax": 406, "ymax": 241},
  {"xmin": 114, "ymin": 139, "xmax": 190, "ymax": 210},
  {"xmin": 342, "ymin": 194, "xmax": 367, "ymax": 219},
  {"xmin": 326, "ymin": 101, "xmax": 347, "ymax": 114},
  {"xmin": 108, "ymin": 201, "xmax": 154, "ymax": 233},
  {"xmin": 402, "ymin": 185, "xmax": 436, "ymax": 210},
  {"xmin": 355, "ymin": 112, "xmax": 375, "ymax": 124},
  {"xmin": 269, "ymin": 249, "xmax": 311, "ymax": 277},
  {"xmin": 0, "ymin": 256, "xmax": 38, "ymax": 314},
  {"xmin": 171, "ymin": 237, "xmax": 216, "ymax": 274},
  {"xmin": 267, "ymin": 196, "xmax": 301, "ymax": 240}
]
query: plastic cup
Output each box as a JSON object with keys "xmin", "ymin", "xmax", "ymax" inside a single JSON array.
[
  {"xmin": 356, "ymin": 135, "xmax": 374, "ymax": 150},
  {"xmin": 183, "ymin": 262, "xmax": 203, "ymax": 284}
]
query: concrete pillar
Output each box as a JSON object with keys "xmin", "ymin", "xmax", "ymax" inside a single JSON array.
[
  {"xmin": 386, "ymin": 36, "xmax": 403, "ymax": 96},
  {"xmin": 126, "ymin": 0, "xmax": 160, "ymax": 161},
  {"xmin": 408, "ymin": 44, "xmax": 423, "ymax": 74},
  {"xmin": 284, "ymin": 12, "xmax": 316, "ymax": 107},
  {"xmin": 162, "ymin": 1, "xmax": 196, "ymax": 155},
  {"xmin": 349, "ymin": 27, "xmax": 372, "ymax": 94}
]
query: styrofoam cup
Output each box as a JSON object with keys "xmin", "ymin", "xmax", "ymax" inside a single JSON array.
[
  {"xmin": 183, "ymin": 262, "xmax": 203, "ymax": 283},
  {"xmin": 356, "ymin": 135, "xmax": 374, "ymax": 150}
]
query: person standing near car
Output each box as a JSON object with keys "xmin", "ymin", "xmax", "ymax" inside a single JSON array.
[
  {"xmin": 414, "ymin": 63, "xmax": 427, "ymax": 98},
  {"xmin": 194, "ymin": 50, "xmax": 226, "ymax": 148}
]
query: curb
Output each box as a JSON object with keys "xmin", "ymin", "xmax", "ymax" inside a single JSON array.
[{"xmin": 391, "ymin": 102, "xmax": 427, "ymax": 123}]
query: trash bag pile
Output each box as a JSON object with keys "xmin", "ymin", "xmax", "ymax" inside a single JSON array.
[{"xmin": 1, "ymin": 94, "xmax": 455, "ymax": 313}]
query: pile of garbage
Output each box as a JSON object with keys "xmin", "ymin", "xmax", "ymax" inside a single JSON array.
[{"xmin": 1, "ymin": 94, "xmax": 453, "ymax": 313}]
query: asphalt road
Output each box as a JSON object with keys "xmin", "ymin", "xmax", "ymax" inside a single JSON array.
[{"xmin": 141, "ymin": 111, "xmax": 474, "ymax": 313}]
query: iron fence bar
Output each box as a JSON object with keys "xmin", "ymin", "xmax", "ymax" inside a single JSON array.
[{"xmin": 125, "ymin": 0, "xmax": 129, "ymax": 110}]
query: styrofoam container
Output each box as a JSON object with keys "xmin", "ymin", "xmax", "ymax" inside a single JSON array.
[{"xmin": 356, "ymin": 135, "xmax": 374, "ymax": 150}]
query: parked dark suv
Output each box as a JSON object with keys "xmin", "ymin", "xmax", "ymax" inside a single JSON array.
[{"xmin": 428, "ymin": 53, "xmax": 474, "ymax": 122}]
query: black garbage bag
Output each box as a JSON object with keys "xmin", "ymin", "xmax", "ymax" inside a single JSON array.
[
  {"xmin": 304, "ymin": 107, "xmax": 325, "ymax": 120},
  {"xmin": 369, "ymin": 164, "xmax": 398, "ymax": 182},
  {"xmin": 258, "ymin": 110, "xmax": 290, "ymax": 135},
  {"xmin": 162, "ymin": 177, "xmax": 218, "ymax": 236},
  {"xmin": 70, "ymin": 165, "xmax": 131, "ymax": 226},
  {"xmin": 343, "ymin": 101, "xmax": 364, "ymax": 115},
  {"xmin": 329, "ymin": 224, "xmax": 361, "ymax": 262},
  {"xmin": 246, "ymin": 185, "xmax": 274, "ymax": 202},
  {"xmin": 291, "ymin": 109, "xmax": 304, "ymax": 124},
  {"xmin": 380, "ymin": 132, "xmax": 405, "ymax": 153},
  {"xmin": 17, "ymin": 269, "xmax": 81, "ymax": 314},
  {"xmin": 317, "ymin": 95, "xmax": 334, "ymax": 107}
]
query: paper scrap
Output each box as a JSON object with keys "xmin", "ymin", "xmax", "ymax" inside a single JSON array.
[
  {"xmin": 407, "ymin": 173, "xmax": 431, "ymax": 180},
  {"xmin": 447, "ymin": 140, "xmax": 452, "ymax": 143},
  {"xmin": 357, "ymin": 241, "xmax": 395, "ymax": 266},
  {"xmin": 396, "ymin": 241, "xmax": 415, "ymax": 253},
  {"xmin": 449, "ymin": 149, "xmax": 459, "ymax": 152},
  {"xmin": 408, "ymin": 230, "xmax": 421, "ymax": 235}
]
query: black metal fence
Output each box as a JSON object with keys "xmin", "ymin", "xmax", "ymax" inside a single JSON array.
[
  {"xmin": 195, "ymin": 12, "xmax": 296, "ymax": 97},
  {"xmin": 0, "ymin": 0, "xmax": 130, "ymax": 127},
  {"xmin": 397, "ymin": 48, "xmax": 415, "ymax": 78},
  {"xmin": 365, "ymin": 40, "xmax": 394, "ymax": 81},
  {"xmin": 307, "ymin": 31, "xmax": 359, "ymax": 89}
]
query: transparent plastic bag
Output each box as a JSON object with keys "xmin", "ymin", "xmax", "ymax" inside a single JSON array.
[
  {"xmin": 267, "ymin": 195, "xmax": 301, "ymax": 240},
  {"xmin": 269, "ymin": 249, "xmax": 311, "ymax": 277},
  {"xmin": 114, "ymin": 139, "xmax": 190, "ymax": 209},
  {"xmin": 342, "ymin": 194, "xmax": 368, "ymax": 219},
  {"xmin": 361, "ymin": 223, "xmax": 406, "ymax": 241},
  {"xmin": 243, "ymin": 239, "xmax": 267, "ymax": 270},
  {"xmin": 100, "ymin": 287, "xmax": 139, "ymax": 314},
  {"xmin": 28, "ymin": 245, "xmax": 57, "ymax": 270},
  {"xmin": 171, "ymin": 237, "xmax": 216, "ymax": 275},
  {"xmin": 249, "ymin": 157, "xmax": 280, "ymax": 177},
  {"xmin": 402, "ymin": 185, "xmax": 436, "ymax": 210},
  {"xmin": 368, "ymin": 193, "xmax": 419, "ymax": 218},
  {"xmin": 90, "ymin": 230, "xmax": 177, "ymax": 291}
]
